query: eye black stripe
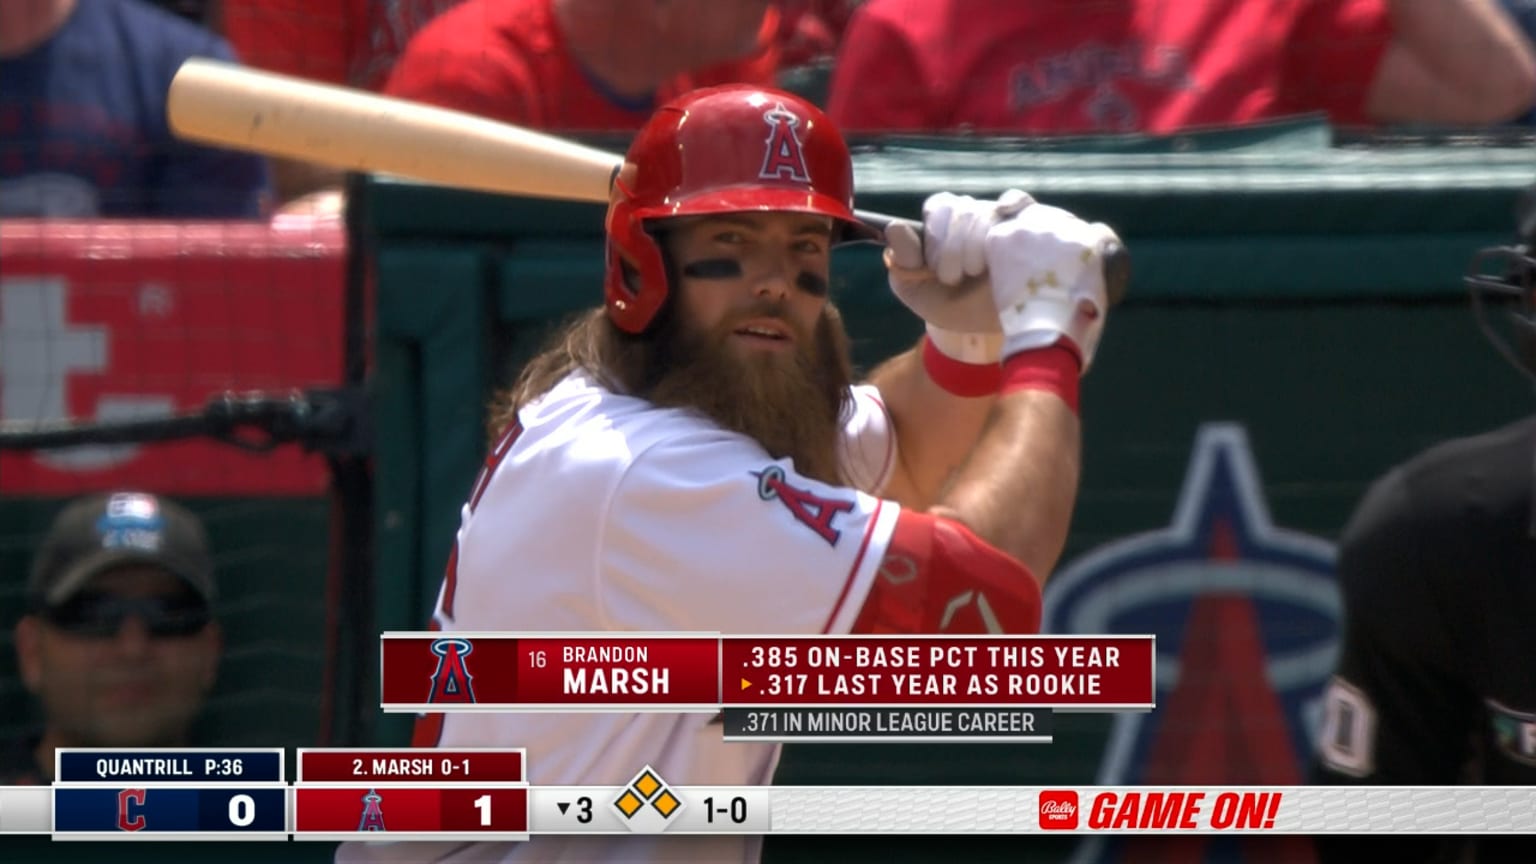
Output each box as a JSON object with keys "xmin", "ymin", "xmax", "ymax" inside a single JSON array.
[{"xmin": 681, "ymin": 259, "xmax": 743, "ymax": 279}]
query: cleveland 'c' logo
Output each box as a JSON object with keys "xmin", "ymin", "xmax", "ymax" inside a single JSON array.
[
  {"xmin": 427, "ymin": 637, "xmax": 477, "ymax": 703},
  {"xmin": 759, "ymin": 104, "xmax": 811, "ymax": 182},
  {"xmin": 117, "ymin": 788, "xmax": 147, "ymax": 832}
]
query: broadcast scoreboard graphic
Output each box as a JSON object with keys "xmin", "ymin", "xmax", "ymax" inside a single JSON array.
[
  {"xmin": 5, "ymin": 762, "xmax": 1536, "ymax": 838},
  {"xmin": 0, "ymin": 635, "xmax": 1533, "ymax": 839},
  {"xmin": 378, "ymin": 631, "xmax": 1155, "ymax": 744},
  {"xmin": 46, "ymin": 748, "xmax": 288, "ymax": 841}
]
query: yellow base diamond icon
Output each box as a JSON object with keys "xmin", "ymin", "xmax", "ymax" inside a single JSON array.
[
  {"xmin": 612, "ymin": 765, "xmax": 685, "ymax": 833},
  {"xmin": 614, "ymin": 790, "xmax": 643, "ymax": 818},
  {"xmin": 634, "ymin": 771, "xmax": 661, "ymax": 799}
]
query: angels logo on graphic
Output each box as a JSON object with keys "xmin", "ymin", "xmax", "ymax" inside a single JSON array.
[
  {"xmin": 427, "ymin": 637, "xmax": 476, "ymax": 704},
  {"xmin": 759, "ymin": 104, "xmax": 811, "ymax": 182},
  {"xmin": 1044, "ymin": 424, "xmax": 1339, "ymax": 863},
  {"xmin": 358, "ymin": 788, "xmax": 386, "ymax": 831}
]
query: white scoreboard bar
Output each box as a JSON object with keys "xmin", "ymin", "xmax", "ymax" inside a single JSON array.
[
  {"xmin": 0, "ymin": 786, "xmax": 51, "ymax": 834},
  {"xmin": 3, "ymin": 784, "xmax": 1535, "ymax": 835},
  {"xmin": 530, "ymin": 785, "xmax": 1536, "ymax": 834}
]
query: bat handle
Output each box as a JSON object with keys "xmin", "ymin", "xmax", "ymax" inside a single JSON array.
[
  {"xmin": 854, "ymin": 208, "xmax": 1131, "ymax": 307},
  {"xmin": 853, "ymin": 209, "xmax": 918, "ymax": 235}
]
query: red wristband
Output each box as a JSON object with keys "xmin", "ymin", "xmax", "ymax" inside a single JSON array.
[
  {"xmin": 923, "ymin": 334, "xmax": 1002, "ymax": 397},
  {"xmin": 1001, "ymin": 343, "xmax": 1081, "ymax": 414}
]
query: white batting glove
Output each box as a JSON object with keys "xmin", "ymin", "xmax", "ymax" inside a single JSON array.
[
  {"xmin": 885, "ymin": 190, "xmax": 1033, "ymax": 359},
  {"xmin": 986, "ymin": 204, "xmax": 1119, "ymax": 371}
]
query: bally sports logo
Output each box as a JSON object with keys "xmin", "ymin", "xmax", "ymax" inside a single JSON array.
[{"xmin": 1039, "ymin": 790, "xmax": 1079, "ymax": 829}]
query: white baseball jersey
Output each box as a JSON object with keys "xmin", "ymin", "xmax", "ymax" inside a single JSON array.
[{"xmin": 338, "ymin": 370, "xmax": 901, "ymax": 864}]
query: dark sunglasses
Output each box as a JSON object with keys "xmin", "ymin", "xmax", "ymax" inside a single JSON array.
[{"xmin": 41, "ymin": 591, "xmax": 212, "ymax": 639}]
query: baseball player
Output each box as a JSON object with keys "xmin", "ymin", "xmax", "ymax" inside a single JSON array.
[
  {"xmin": 339, "ymin": 83, "xmax": 1121, "ymax": 864},
  {"xmin": 1311, "ymin": 186, "xmax": 1536, "ymax": 863}
]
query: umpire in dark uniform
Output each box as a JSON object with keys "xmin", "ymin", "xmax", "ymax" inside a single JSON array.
[{"xmin": 1311, "ymin": 186, "xmax": 1536, "ymax": 862}]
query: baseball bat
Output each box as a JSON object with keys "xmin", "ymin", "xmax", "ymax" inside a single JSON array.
[{"xmin": 166, "ymin": 58, "xmax": 1127, "ymax": 304}]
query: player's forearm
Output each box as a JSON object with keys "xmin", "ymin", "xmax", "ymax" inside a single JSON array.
[
  {"xmin": 930, "ymin": 389, "xmax": 1080, "ymax": 586},
  {"xmin": 867, "ymin": 339, "xmax": 995, "ymax": 510},
  {"xmin": 1371, "ymin": 0, "xmax": 1536, "ymax": 122}
]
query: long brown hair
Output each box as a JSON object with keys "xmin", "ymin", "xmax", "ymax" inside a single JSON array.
[
  {"xmin": 487, "ymin": 308, "xmax": 657, "ymax": 440},
  {"xmin": 486, "ymin": 302, "xmax": 856, "ymax": 484}
]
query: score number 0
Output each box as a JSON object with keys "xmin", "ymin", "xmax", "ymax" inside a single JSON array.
[{"xmin": 228, "ymin": 794, "xmax": 256, "ymax": 826}]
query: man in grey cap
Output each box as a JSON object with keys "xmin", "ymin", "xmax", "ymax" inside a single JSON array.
[{"xmin": 3, "ymin": 492, "xmax": 222, "ymax": 783}]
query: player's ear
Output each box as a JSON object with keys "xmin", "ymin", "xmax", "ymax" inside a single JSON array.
[
  {"xmin": 609, "ymin": 161, "xmax": 639, "ymax": 207},
  {"xmin": 15, "ymin": 615, "xmax": 44, "ymax": 693}
]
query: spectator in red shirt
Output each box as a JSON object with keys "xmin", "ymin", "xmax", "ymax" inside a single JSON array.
[
  {"xmin": 383, "ymin": 0, "xmax": 781, "ymax": 132},
  {"xmin": 776, "ymin": 0, "xmax": 859, "ymax": 68},
  {"xmin": 828, "ymin": 0, "xmax": 1536, "ymax": 135},
  {"xmin": 221, "ymin": 0, "xmax": 463, "ymax": 209},
  {"xmin": 222, "ymin": 0, "xmax": 461, "ymax": 92}
]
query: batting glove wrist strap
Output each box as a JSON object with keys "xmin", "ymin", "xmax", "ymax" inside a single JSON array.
[
  {"xmin": 925, "ymin": 323, "xmax": 1004, "ymax": 364},
  {"xmin": 923, "ymin": 328, "xmax": 1003, "ymax": 397},
  {"xmin": 1001, "ymin": 345, "xmax": 1081, "ymax": 415}
]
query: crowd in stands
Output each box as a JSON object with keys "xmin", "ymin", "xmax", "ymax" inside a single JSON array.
[{"xmin": 1, "ymin": 0, "xmax": 1533, "ymax": 218}]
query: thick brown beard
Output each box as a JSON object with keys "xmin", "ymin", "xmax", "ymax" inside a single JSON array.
[
  {"xmin": 489, "ymin": 303, "xmax": 855, "ymax": 486},
  {"xmin": 647, "ymin": 306, "xmax": 852, "ymax": 485}
]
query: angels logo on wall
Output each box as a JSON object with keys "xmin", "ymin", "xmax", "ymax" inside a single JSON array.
[{"xmin": 1045, "ymin": 423, "xmax": 1340, "ymax": 863}]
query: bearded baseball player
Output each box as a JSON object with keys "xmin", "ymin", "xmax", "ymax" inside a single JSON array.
[{"xmin": 339, "ymin": 83, "xmax": 1121, "ymax": 863}]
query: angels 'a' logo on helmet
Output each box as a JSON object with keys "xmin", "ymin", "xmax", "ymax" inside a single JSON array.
[{"xmin": 759, "ymin": 103, "xmax": 811, "ymax": 182}]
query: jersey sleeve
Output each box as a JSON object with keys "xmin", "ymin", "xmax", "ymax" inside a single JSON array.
[
  {"xmin": 852, "ymin": 510, "xmax": 1041, "ymax": 635},
  {"xmin": 1311, "ymin": 465, "xmax": 1476, "ymax": 787},
  {"xmin": 838, "ymin": 384, "xmax": 897, "ymax": 495},
  {"xmin": 600, "ymin": 432, "xmax": 900, "ymax": 634}
]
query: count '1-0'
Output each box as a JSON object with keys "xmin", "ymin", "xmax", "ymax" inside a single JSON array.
[{"xmin": 703, "ymin": 796, "xmax": 748, "ymax": 824}]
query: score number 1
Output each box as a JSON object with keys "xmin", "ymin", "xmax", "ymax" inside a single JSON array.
[{"xmin": 440, "ymin": 788, "xmax": 528, "ymax": 833}]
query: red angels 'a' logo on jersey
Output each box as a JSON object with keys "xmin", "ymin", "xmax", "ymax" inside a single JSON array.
[
  {"xmin": 759, "ymin": 104, "xmax": 812, "ymax": 182},
  {"xmin": 754, "ymin": 464, "xmax": 854, "ymax": 545}
]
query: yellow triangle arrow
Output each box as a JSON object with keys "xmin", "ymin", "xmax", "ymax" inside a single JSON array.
[{"xmin": 741, "ymin": 678, "xmax": 753, "ymax": 691}]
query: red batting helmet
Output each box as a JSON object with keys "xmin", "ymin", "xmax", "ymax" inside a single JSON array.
[{"xmin": 604, "ymin": 84, "xmax": 877, "ymax": 333}]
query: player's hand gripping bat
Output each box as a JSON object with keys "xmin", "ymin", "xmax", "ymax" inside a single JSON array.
[{"xmin": 166, "ymin": 58, "xmax": 1128, "ymax": 305}]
